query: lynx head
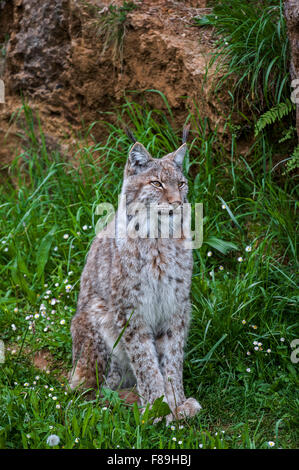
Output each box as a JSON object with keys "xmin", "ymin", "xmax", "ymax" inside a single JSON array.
[{"xmin": 122, "ymin": 142, "xmax": 189, "ymax": 209}]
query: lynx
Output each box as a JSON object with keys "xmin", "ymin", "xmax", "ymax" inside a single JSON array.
[{"xmin": 70, "ymin": 128, "xmax": 201, "ymax": 422}]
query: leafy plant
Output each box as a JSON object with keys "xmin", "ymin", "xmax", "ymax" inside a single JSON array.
[
  {"xmin": 90, "ymin": 1, "xmax": 137, "ymax": 66},
  {"xmin": 254, "ymin": 99, "xmax": 295, "ymax": 136},
  {"xmin": 285, "ymin": 144, "xmax": 299, "ymax": 174},
  {"xmin": 255, "ymin": 99, "xmax": 298, "ymax": 173},
  {"xmin": 195, "ymin": 0, "xmax": 289, "ymax": 111}
]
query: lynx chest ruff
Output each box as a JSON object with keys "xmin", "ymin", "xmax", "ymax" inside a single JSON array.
[
  {"xmin": 121, "ymin": 240, "xmax": 192, "ymax": 334},
  {"xmin": 138, "ymin": 262, "xmax": 179, "ymax": 331}
]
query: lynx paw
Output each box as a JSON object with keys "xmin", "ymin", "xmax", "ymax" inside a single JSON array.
[
  {"xmin": 166, "ymin": 397, "xmax": 202, "ymax": 424},
  {"xmin": 176, "ymin": 397, "xmax": 202, "ymax": 418},
  {"xmin": 68, "ymin": 369, "xmax": 86, "ymax": 390}
]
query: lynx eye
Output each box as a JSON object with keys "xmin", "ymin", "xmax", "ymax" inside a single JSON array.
[
  {"xmin": 178, "ymin": 182, "xmax": 186, "ymax": 189},
  {"xmin": 151, "ymin": 181, "xmax": 163, "ymax": 188}
]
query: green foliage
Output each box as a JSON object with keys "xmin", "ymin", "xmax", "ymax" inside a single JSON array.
[
  {"xmin": 0, "ymin": 97, "xmax": 298, "ymax": 448},
  {"xmin": 85, "ymin": 0, "xmax": 137, "ymax": 65},
  {"xmin": 195, "ymin": 0, "xmax": 297, "ymax": 174},
  {"xmin": 255, "ymin": 99, "xmax": 295, "ymax": 136},
  {"xmin": 285, "ymin": 145, "xmax": 299, "ymax": 174},
  {"xmin": 195, "ymin": 0, "xmax": 289, "ymax": 111},
  {"xmin": 255, "ymin": 100, "xmax": 298, "ymax": 173}
]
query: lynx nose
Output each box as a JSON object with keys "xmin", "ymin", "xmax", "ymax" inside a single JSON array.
[
  {"xmin": 165, "ymin": 188, "xmax": 182, "ymax": 208},
  {"xmin": 167, "ymin": 197, "xmax": 182, "ymax": 208}
]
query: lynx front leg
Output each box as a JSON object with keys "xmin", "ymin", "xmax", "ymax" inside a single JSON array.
[
  {"xmin": 155, "ymin": 316, "xmax": 201, "ymax": 422},
  {"xmin": 155, "ymin": 323, "xmax": 186, "ymax": 410},
  {"xmin": 120, "ymin": 316, "xmax": 167, "ymax": 407}
]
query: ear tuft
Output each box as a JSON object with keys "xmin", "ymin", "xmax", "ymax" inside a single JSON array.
[
  {"xmin": 173, "ymin": 143, "xmax": 187, "ymax": 167},
  {"xmin": 182, "ymin": 124, "xmax": 190, "ymax": 144},
  {"xmin": 129, "ymin": 142, "xmax": 152, "ymax": 170},
  {"xmin": 125, "ymin": 127, "xmax": 137, "ymax": 144}
]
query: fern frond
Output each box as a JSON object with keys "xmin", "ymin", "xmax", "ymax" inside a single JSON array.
[
  {"xmin": 255, "ymin": 99, "xmax": 295, "ymax": 136},
  {"xmin": 284, "ymin": 145, "xmax": 299, "ymax": 174},
  {"xmin": 278, "ymin": 126, "xmax": 296, "ymax": 143}
]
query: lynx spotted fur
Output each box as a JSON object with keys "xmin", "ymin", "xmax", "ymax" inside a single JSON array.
[{"xmin": 70, "ymin": 136, "xmax": 201, "ymax": 421}]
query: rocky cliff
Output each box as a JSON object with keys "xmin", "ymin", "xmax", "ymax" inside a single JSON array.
[{"xmin": 0, "ymin": 0, "xmax": 232, "ymax": 166}]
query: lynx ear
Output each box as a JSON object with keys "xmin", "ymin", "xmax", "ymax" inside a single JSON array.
[
  {"xmin": 128, "ymin": 142, "xmax": 152, "ymax": 171},
  {"xmin": 172, "ymin": 143, "xmax": 187, "ymax": 168}
]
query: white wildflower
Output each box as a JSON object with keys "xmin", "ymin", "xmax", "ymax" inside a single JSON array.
[{"xmin": 46, "ymin": 434, "xmax": 60, "ymax": 446}]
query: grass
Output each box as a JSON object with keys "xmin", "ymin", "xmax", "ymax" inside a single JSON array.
[
  {"xmin": 0, "ymin": 98, "xmax": 298, "ymax": 449},
  {"xmin": 81, "ymin": 0, "xmax": 137, "ymax": 67},
  {"xmin": 195, "ymin": 0, "xmax": 289, "ymax": 112}
]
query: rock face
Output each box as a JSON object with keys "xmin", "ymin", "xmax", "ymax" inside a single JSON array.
[
  {"xmin": 284, "ymin": 0, "xmax": 299, "ymax": 141},
  {"xmin": 0, "ymin": 0, "xmax": 230, "ymax": 165}
]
